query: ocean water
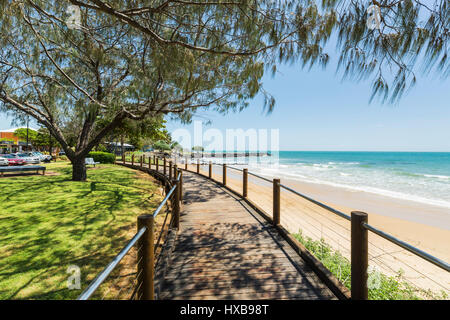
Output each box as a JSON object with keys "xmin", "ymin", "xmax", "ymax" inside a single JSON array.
[{"xmin": 204, "ymin": 152, "xmax": 450, "ymax": 209}]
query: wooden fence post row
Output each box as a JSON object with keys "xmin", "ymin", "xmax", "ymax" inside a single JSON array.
[
  {"xmin": 137, "ymin": 215, "xmax": 155, "ymax": 300},
  {"xmin": 351, "ymin": 211, "xmax": 368, "ymax": 300}
]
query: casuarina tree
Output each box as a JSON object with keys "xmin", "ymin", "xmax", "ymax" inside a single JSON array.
[{"xmin": 1, "ymin": 1, "xmax": 447, "ymax": 180}]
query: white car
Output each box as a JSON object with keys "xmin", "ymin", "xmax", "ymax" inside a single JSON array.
[
  {"xmin": 0, "ymin": 157, "xmax": 8, "ymax": 166},
  {"xmin": 15, "ymin": 153, "xmax": 41, "ymax": 164},
  {"xmin": 30, "ymin": 152, "xmax": 52, "ymax": 162}
]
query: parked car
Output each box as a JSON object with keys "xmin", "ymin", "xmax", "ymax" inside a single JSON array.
[
  {"xmin": 14, "ymin": 153, "xmax": 41, "ymax": 164},
  {"xmin": 0, "ymin": 157, "xmax": 8, "ymax": 166},
  {"xmin": 26, "ymin": 152, "xmax": 52, "ymax": 162},
  {"xmin": 2, "ymin": 154, "xmax": 26, "ymax": 166}
]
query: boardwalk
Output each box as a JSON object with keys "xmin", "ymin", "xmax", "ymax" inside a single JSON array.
[{"xmin": 159, "ymin": 171, "xmax": 336, "ymax": 300}]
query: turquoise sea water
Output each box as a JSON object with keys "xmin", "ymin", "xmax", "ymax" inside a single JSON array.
[{"xmin": 209, "ymin": 152, "xmax": 450, "ymax": 209}]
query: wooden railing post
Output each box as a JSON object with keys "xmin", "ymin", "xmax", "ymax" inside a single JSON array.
[
  {"xmin": 131, "ymin": 154, "xmax": 135, "ymax": 166},
  {"xmin": 197, "ymin": 159, "xmax": 200, "ymax": 173},
  {"xmin": 153, "ymin": 155, "xmax": 156, "ymax": 167},
  {"xmin": 164, "ymin": 180, "xmax": 171, "ymax": 195},
  {"xmin": 172, "ymin": 178, "xmax": 180, "ymax": 229},
  {"xmin": 273, "ymin": 178, "xmax": 280, "ymax": 225},
  {"xmin": 137, "ymin": 214, "xmax": 155, "ymax": 300},
  {"xmin": 209, "ymin": 161, "xmax": 212, "ymax": 179},
  {"xmin": 351, "ymin": 211, "xmax": 368, "ymax": 300},
  {"xmin": 222, "ymin": 164, "xmax": 227, "ymax": 185},
  {"xmin": 164, "ymin": 158, "xmax": 167, "ymax": 176},
  {"xmin": 143, "ymin": 155, "xmax": 146, "ymax": 166},
  {"xmin": 185, "ymin": 158, "xmax": 188, "ymax": 170},
  {"xmin": 156, "ymin": 157, "xmax": 159, "ymax": 172},
  {"xmin": 122, "ymin": 153, "xmax": 125, "ymax": 164},
  {"xmin": 178, "ymin": 169, "xmax": 183, "ymax": 202},
  {"xmin": 169, "ymin": 161, "xmax": 172, "ymax": 179},
  {"xmin": 243, "ymin": 168, "xmax": 248, "ymax": 198},
  {"xmin": 140, "ymin": 155, "xmax": 143, "ymax": 168}
]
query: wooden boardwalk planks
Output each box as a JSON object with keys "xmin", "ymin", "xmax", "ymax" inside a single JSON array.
[{"xmin": 159, "ymin": 171, "xmax": 337, "ymax": 300}]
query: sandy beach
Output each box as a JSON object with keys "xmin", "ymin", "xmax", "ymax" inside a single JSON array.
[{"xmin": 188, "ymin": 163, "xmax": 450, "ymax": 296}]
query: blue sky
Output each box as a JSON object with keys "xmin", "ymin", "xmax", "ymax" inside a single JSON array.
[
  {"xmin": 164, "ymin": 58, "xmax": 450, "ymax": 152},
  {"xmin": 1, "ymin": 51, "xmax": 449, "ymax": 152}
]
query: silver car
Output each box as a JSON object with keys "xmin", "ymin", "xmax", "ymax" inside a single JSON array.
[
  {"xmin": 30, "ymin": 152, "xmax": 52, "ymax": 162},
  {"xmin": 0, "ymin": 157, "xmax": 8, "ymax": 166},
  {"xmin": 15, "ymin": 153, "xmax": 41, "ymax": 164}
]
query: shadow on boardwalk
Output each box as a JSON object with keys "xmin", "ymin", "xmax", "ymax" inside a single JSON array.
[{"xmin": 160, "ymin": 172, "xmax": 337, "ymax": 300}]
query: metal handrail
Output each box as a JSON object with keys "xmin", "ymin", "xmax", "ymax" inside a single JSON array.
[
  {"xmin": 280, "ymin": 179, "xmax": 449, "ymax": 271},
  {"xmin": 247, "ymin": 171, "xmax": 273, "ymax": 183},
  {"xmin": 77, "ymin": 226, "xmax": 147, "ymax": 300},
  {"xmin": 226, "ymin": 165, "xmax": 243, "ymax": 172},
  {"xmin": 279, "ymin": 183, "xmax": 351, "ymax": 221},
  {"xmin": 362, "ymin": 222, "xmax": 450, "ymax": 272},
  {"xmin": 149, "ymin": 170, "xmax": 180, "ymax": 224},
  {"xmin": 78, "ymin": 166, "xmax": 181, "ymax": 300},
  {"xmin": 153, "ymin": 185, "xmax": 176, "ymax": 218}
]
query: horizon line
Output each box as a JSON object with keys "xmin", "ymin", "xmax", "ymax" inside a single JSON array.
[{"xmin": 186, "ymin": 150, "xmax": 450, "ymax": 153}]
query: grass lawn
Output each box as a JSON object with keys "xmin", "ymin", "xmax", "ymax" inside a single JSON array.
[{"xmin": 0, "ymin": 162, "xmax": 163, "ymax": 299}]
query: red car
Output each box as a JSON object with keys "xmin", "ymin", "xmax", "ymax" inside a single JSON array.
[{"xmin": 2, "ymin": 154, "xmax": 26, "ymax": 166}]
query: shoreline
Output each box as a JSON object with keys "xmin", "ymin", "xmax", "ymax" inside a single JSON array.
[
  {"xmin": 274, "ymin": 171, "xmax": 450, "ymax": 210},
  {"xmin": 219, "ymin": 165, "xmax": 450, "ymax": 230},
  {"xmin": 280, "ymin": 175, "xmax": 450, "ymax": 231},
  {"xmin": 195, "ymin": 153, "xmax": 450, "ymax": 211},
  {"xmin": 279, "ymin": 176, "xmax": 450, "ymax": 261}
]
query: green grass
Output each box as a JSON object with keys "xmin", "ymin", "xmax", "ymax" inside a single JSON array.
[
  {"xmin": 0, "ymin": 162, "xmax": 163, "ymax": 299},
  {"xmin": 293, "ymin": 230, "xmax": 447, "ymax": 300}
]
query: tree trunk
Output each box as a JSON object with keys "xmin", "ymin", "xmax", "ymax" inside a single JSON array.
[{"xmin": 72, "ymin": 157, "xmax": 87, "ymax": 181}]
